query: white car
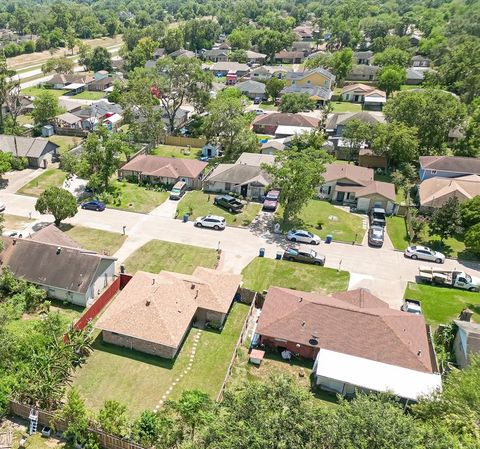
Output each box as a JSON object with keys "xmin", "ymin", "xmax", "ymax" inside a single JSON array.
[
  {"xmin": 404, "ymin": 245, "xmax": 445, "ymax": 264},
  {"xmin": 286, "ymin": 229, "xmax": 321, "ymax": 245},
  {"xmin": 194, "ymin": 215, "xmax": 226, "ymax": 230},
  {"xmin": 254, "ymin": 109, "xmax": 265, "ymax": 115}
]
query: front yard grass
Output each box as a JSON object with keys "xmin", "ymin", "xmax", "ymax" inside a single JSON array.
[
  {"xmin": 177, "ymin": 191, "xmax": 262, "ymax": 227},
  {"xmin": 2, "ymin": 213, "xmax": 34, "ymax": 231},
  {"xmin": 330, "ymin": 102, "xmax": 362, "ymax": 113},
  {"xmin": 242, "ymin": 258, "xmax": 350, "ymax": 294},
  {"xmin": 72, "ymin": 302, "xmax": 249, "ymax": 417},
  {"xmin": 276, "ymin": 199, "xmax": 365, "ymax": 243},
  {"xmin": 151, "ymin": 144, "xmax": 202, "ymax": 159},
  {"xmin": 17, "ymin": 168, "xmax": 66, "ymax": 197},
  {"xmin": 49, "ymin": 135, "xmax": 83, "ymax": 154},
  {"xmin": 106, "ymin": 180, "xmax": 169, "ymax": 213},
  {"xmin": 59, "ymin": 224, "xmax": 127, "ymax": 256},
  {"xmin": 404, "ymin": 282, "xmax": 480, "ymax": 326},
  {"xmin": 124, "ymin": 239, "xmax": 218, "ymax": 274},
  {"xmin": 71, "ymin": 91, "xmax": 106, "ymax": 100},
  {"xmin": 21, "ymin": 86, "xmax": 65, "ymax": 98},
  {"xmin": 258, "ymin": 101, "xmax": 278, "ymax": 111},
  {"xmin": 386, "ymin": 216, "xmax": 409, "ymax": 250}
]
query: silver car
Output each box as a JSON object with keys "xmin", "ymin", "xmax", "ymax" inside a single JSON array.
[
  {"xmin": 287, "ymin": 229, "xmax": 321, "ymax": 245},
  {"xmin": 404, "ymin": 245, "xmax": 445, "ymax": 264},
  {"xmin": 194, "ymin": 214, "xmax": 226, "ymax": 230}
]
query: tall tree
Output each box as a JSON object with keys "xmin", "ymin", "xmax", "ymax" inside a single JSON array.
[
  {"xmin": 429, "ymin": 197, "xmax": 462, "ymax": 242},
  {"xmin": 253, "ymin": 29, "xmax": 295, "ymax": 61},
  {"xmin": 41, "ymin": 57, "xmax": 75, "ymax": 75},
  {"xmin": 86, "ymin": 47, "xmax": 112, "ymax": 72},
  {"xmin": 377, "ymin": 66, "xmax": 406, "ymax": 97},
  {"xmin": 182, "ymin": 19, "xmax": 221, "ymax": 51},
  {"xmin": 342, "ymin": 119, "xmax": 373, "ymax": 162},
  {"xmin": 31, "ymin": 91, "xmax": 60, "ymax": 127},
  {"xmin": 0, "ymin": 54, "xmax": 16, "ymax": 134},
  {"xmin": 163, "ymin": 28, "xmax": 184, "ymax": 54},
  {"xmin": 330, "ymin": 47, "xmax": 354, "ymax": 83},
  {"xmin": 373, "ymin": 47, "xmax": 411, "ymax": 67},
  {"xmin": 35, "ymin": 187, "xmax": 78, "ymax": 226},
  {"xmin": 279, "ymin": 93, "xmax": 316, "ymax": 113},
  {"xmin": 97, "ymin": 400, "xmax": 130, "ymax": 437},
  {"xmin": 265, "ymin": 77, "xmax": 286, "ymax": 101},
  {"xmin": 460, "ymin": 196, "xmax": 480, "ymax": 228}
]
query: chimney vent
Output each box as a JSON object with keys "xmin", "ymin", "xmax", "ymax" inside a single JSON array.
[
  {"xmin": 152, "ymin": 278, "xmax": 155, "ymax": 285},
  {"xmin": 146, "ymin": 299, "xmax": 151, "ymax": 306},
  {"xmin": 56, "ymin": 247, "xmax": 61, "ymax": 254},
  {"xmin": 417, "ymin": 350, "xmax": 422, "ymax": 356},
  {"xmin": 301, "ymin": 320, "xmax": 306, "ymax": 326}
]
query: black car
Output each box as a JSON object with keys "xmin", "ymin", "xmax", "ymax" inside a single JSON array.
[
  {"xmin": 214, "ymin": 195, "xmax": 244, "ymax": 212},
  {"xmin": 282, "ymin": 247, "xmax": 326, "ymax": 266}
]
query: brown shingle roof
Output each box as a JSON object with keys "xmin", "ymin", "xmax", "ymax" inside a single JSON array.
[
  {"xmin": 419, "ymin": 156, "xmax": 480, "ymax": 175},
  {"xmin": 356, "ymin": 180, "xmax": 396, "ymax": 201},
  {"xmin": 419, "ymin": 175, "xmax": 480, "ymax": 207},
  {"xmin": 96, "ymin": 268, "xmax": 241, "ymax": 349},
  {"xmin": 256, "ymin": 287, "xmax": 435, "ymax": 373},
  {"xmin": 252, "ymin": 113, "xmax": 319, "ymax": 128},
  {"xmin": 120, "ymin": 155, "xmax": 207, "ymax": 179},
  {"xmin": 323, "ymin": 163, "xmax": 374, "ymax": 184},
  {"xmin": 30, "ymin": 224, "xmax": 81, "ymax": 248}
]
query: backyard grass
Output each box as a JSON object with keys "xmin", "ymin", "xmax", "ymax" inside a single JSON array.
[
  {"xmin": 330, "ymin": 102, "xmax": 362, "ymax": 113},
  {"xmin": 49, "ymin": 135, "xmax": 83, "ymax": 154},
  {"xmin": 276, "ymin": 199, "xmax": 365, "ymax": 243},
  {"xmin": 151, "ymin": 144, "xmax": 202, "ymax": 159},
  {"xmin": 21, "ymin": 86, "xmax": 65, "ymax": 98},
  {"xmin": 2, "ymin": 213, "xmax": 34, "ymax": 231},
  {"xmin": 71, "ymin": 91, "xmax": 106, "ymax": 100},
  {"xmin": 72, "ymin": 302, "xmax": 249, "ymax": 417},
  {"xmin": 106, "ymin": 180, "xmax": 169, "ymax": 213},
  {"xmin": 258, "ymin": 101, "xmax": 278, "ymax": 111},
  {"xmin": 16, "ymin": 114, "xmax": 33, "ymax": 125},
  {"xmin": 241, "ymin": 258, "xmax": 350, "ymax": 294},
  {"xmin": 386, "ymin": 216, "xmax": 409, "ymax": 250},
  {"xmin": 11, "ymin": 429, "xmax": 69, "ymax": 449},
  {"xmin": 124, "ymin": 239, "xmax": 218, "ymax": 274},
  {"xmin": 176, "ymin": 191, "xmax": 262, "ymax": 227},
  {"xmin": 17, "ymin": 168, "xmax": 66, "ymax": 197},
  {"xmin": 404, "ymin": 282, "xmax": 480, "ymax": 326},
  {"xmin": 59, "ymin": 224, "xmax": 126, "ymax": 256}
]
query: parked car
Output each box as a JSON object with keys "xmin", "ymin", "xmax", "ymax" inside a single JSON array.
[
  {"xmin": 404, "ymin": 245, "xmax": 445, "ymax": 264},
  {"xmin": 214, "ymin": 195, "xmax": 244, "ymax": 212},
  {"xmin": 0, "ymin": 202, "xmax": 5, "ymax": 212},
  {"xmin": 170, "ymin": 181, "xmax": 187, "ymax": 200},
  {"xmin": 370, "ymin": 207, "xmax": 386, "ymax": 227},
  {"xmin": 81, "ymin": 200, "xmax": 106, "ymax": 211},
  {"xmin": 368, "ymin": 225, "xmax": 384, "ymax": 247},
  {"xmin": 253, "ymin": 97, "xmax": 262, "ymax": 105},
  {"xmin": 262, "ymin": 190, "xmax": 280, "ymax": 211},
  {"xmin": 287, "ymin": 229, "xmax": 321, "ymax": 245},
  {"xmin": 282, "ymin": 247, "xmax": 326, "ymax": 265},
  {"xmin": 194, "ymin": 215, "xmax": 226, "ymax": 230},
  {"xmin": 254, "ymin": 108, "xmax": 265, "ymax": 115},
  {"xmin": 401, "ymin": 299, "xmax": 422, "ymax": 314}
]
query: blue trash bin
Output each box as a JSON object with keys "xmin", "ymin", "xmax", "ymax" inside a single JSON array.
[
  {"xmin": 325, "ymin": 234, "xmax": 333, "ymax": 244},
  {"xmin": 259, "ymin": 247, "xmax": 265, "ymax": 257},
  {"xmin": 183, "ymin": 214, "xmax": 189, "ymax": 223}
]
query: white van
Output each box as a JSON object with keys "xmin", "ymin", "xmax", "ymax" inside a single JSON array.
[{"xmin": 170, "ymin": 181, "xmax": 187, "ymax": 200}]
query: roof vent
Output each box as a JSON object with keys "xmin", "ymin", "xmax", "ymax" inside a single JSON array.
[
  {"xmin": 12, "ymin": 239, "xmax": 16, "ymax": 245},
  {"xmin": 152, "ymin": 278, "xmax": 155, "ymax": 285},
  {"xmin": 56, "ymin": 247, "xmax": 61, "ymax": 255},
  {"xmin": 299, "ymin": 297, "xmax": 303, "ymax": 302},
  {"xmin": 417, "ymin": 350, "xmax": 422, "ymax": 356},
  {"xmin": 301, "ymin": 320, "xmax": 306, "ymax": 326},
  {"xmin": 191, "ymin": 283, "xmax": 196, "ymax": 289},
  {"xmin": 146, "ymin": 299, "xmax": 151, "ymax": 306}
]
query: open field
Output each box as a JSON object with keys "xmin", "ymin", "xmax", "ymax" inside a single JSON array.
[
  {"xmin": 17, "ymin": 169, "xmax": 66, "ymax": 197},
  {"xmin": 177, "ymin": 191, "xmax": 262, "ymax": 227},
  {"xmin": 72, "ymin": 302, "xmax": 249, "ymax": 417},
  {"xmin": 404, "ymin": 282, "xmax": 480, "ymax": 326},
  {"xmin": 242, "ymin": 258, "xmax": 350, "ymax": 294},
  {"xmin": 124, "ymin": 240, "xmax": 218, "ymax": 274},
  {"xmin": 151, "ymin": 145, "xmax": 202, "ymax": 159},
  {"xmin": 276, "ymin": 199, "xmax": 365, "ymax": 243}
]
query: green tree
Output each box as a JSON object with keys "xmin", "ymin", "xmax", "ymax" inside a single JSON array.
[
  {"xmin": 265, "ymin": 77, "xmax": 286, "ymax": 101},
  {"xmin": 0, "ymin": 152, "xmax": 12, "ymax": 178},
  {"xmin": 182, "ymin": 19, "xmax": 220, "ymax": 51},
  {"xmin": 229, "ymin": 49, "xmax": 247, "ymax": 63},
  {"xmin": 31, "ymin": 91, "xmax": 60, "ymax": 127},
  {"xmin": 227, "ymin": 28, "xmax": 251, "ymax": 50},
  {"xmin": 41, "ymin": 57, "xmax": 75, "ymax": 75},
  {"xmin": 304, "ymin": 52, "xmax": 332, "ymax": 70},
  {"xmin": 342, "ymin": 119, "xmax": 373, "ymax": 162},
  {"xmin": 455, "ymin": 100, "xmax": 480, "ymax": 157},
  {"xmin": 377, "ymin": 66, "xmax": 406, "ymax": 97},
  {"xmin": 0, "ymin": 54, "xmax": 16, "ymax": 134},
  {"xmin": 163, "ymin": 28, "xmax": 184, "ymax": 54},
  {"xmin": 279, "ymin": 93, "xmax": 316, "ymax": 113},
  {"xmin": 374, "ymin": 47, "xmax": 411, "ymax": 67},
  {"xmin": 86, "ymin": 47, "xmax": 112, "ymax": 72},
  {"xmin": 465, "ymin": 223, "xmax": 480, "ymax": 254},
  {"xmin": 253, "ymin": 29, "xmax": 295, "ymax": 61},
  {"xmin": 263, "ymin": 135, "xmax": 329, "ymax": 222},
  {"xmin": 132, "ymin": 411, "xmax": 161, "ymax": 447},
  {"xmin": 97, "ymin": 400, "xmax": 130, "ymax": 437},
  {"xmin": 35, "ymin": 186, "xmax": 78, "ymax": 226},
  {"xmin": 125, "ymin": 37, "xmax": 157, "ymax": 71},
  {"xmin": 460, "ymin": 196, "xmax": 480, "ymax": 228},
  {"xmin": 330, "ymin": 47, "xmax": 354, "ymax": 83},
  {"xmin": 57, "ymin": 388, "xmax": 88, "ymax": 445},
  {"xmin": 429, "ymin": 197, "xmax": 462, "ymax": 242}
]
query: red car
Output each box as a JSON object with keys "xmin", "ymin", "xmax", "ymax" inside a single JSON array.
[{"xmin": 263, "ymin": 190, "xmax": 280, "ymax": 211}]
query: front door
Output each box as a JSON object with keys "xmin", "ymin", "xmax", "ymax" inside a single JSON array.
[
  {"xmin": 241, "ymin": 184, "xmax": 248, "ymax": 197},
  {"xmin": 336, "ymin": 192, "xmax": 345, "ymax": 202}
]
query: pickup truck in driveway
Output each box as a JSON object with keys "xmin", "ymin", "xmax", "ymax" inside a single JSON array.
[
  {"xmin": 401, "ymin": 299, "xmax": 422, "ymax": 314},
  {"xmin": 418, "ymin": 267, "xmax": 480, "ymax": 292},
  {"xmin": 214, "ymin": 195, "xmax": 244, "ymax": 212},
  {"xmin": 282, "ymin": 247, "xmax": 326, "ymax": 266}
]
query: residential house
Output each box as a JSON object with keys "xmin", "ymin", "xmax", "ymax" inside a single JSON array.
[
  {"xmin": 354, "ymin": 50, "xmax": 374, "ymax": 65},
  {"xmin": 203, "ymin": 153, "xmax": 274, "ymax": 199},
  {"xmin": 274, "ymin": 51, "xmax": 305, "ymax": 64},
  {"xmin": 96, "ymin": 268, "xmax": 241, "ymax": 358},
  {"xmin": 418, "ymin": 175, "xmax": 480, "ymax": 211},
  {"xmin": 347, "ymin": 64, "xmax": 379, "ymax": 82},
  {"xmin": 153, "ymin": 48, "xmax": 166, "ymax": 60},
  {"xmin": 411, "ymin": 55, "xmax": 430, "ymax": 68},
  {"xmin": 168, "ymin": 49, "xmax": 196, "ymax": 59},
  {"xmin": 325, "ymin": 111, "xmax": 385, "ymax": 137},
  {"xmin": 293, "ymin": 25, "xmax": 314, "ymax": 40},
  {"xmin": 453, "ymin": 312, "xmax": 480, "ymax": 368},
  {"xmin": 341, "ymin": 84, "xmax": 386, "ymax": 110},
  {"xmin": 54, "ymin": 112, "xmax": 84, "ymax": 131},
  {"xmin": 118, "ymin": 155, "xmax": 207, "ymax": 188},
  {"xmin": 203, "ymin": 48, "xmax": 230, "ymax": 62},
  {"xmin": 418, "ymin": 155, "xmax": 480, "ymax": 181},
  {"xmin": 210, "ymin": 62, "xmax": 250, "ymax": 77},
  {"xmin": 235, "ymin": 80, "xmax": 266, "ymax": 100},
  {"xmin": 250, "ymin": 65, "xmax": 288, "ymax": 81},
  {"xmin": 406, "ymin": 67, "xmax": 428, "ymax": 85},
  {"xmin": 319, "ymin": 163, "xmax": 396, "ymax": 213},
  {"xmin": 252, "ymin": 112, "xmax": 319, "ymax": 135},
  {"xmin": 255, "ymin": 287, "xmax": 441, "ymax": 401},
  {"xmin": 363, "ymin": 89, "xmax": 387, "ymax": 111},
  {"xmin": 75, "ymin": 100, "xmax": 123, "ymax": 122},
  {"xmin": 0, "ymin": 135, "xmax": 58, "ymax": 168},
  {"xmin": 46, "ymin": 73, "xmax": 94, "ymax": 90},
  {"xmin": 280, "ymin": 84, "xmax": 332, "ymax": 106},
  {"xmin": 0, "ymin": 236, "xmax": 116, "ymax": 307},
  {"xmin": 245, "ymin": 50, "xmax": 267, "ymax": 64},
  {"xmin": 260, "ymin": 139, "xmax": 286, "ymax": 155},
  {"xmin": 285, "ymin": 67, "xmax": 335, "ymax": 90},
  {"xmin": 274, "ymin": 125, "xmax": 314, "ymax": 138},
  {"xmin": 87, "ymin": 76, "xmax": 115, "ymax": 92},
  {"xmin": 291, "ymin": 41, "xmax": 314, "ymax": 55}
]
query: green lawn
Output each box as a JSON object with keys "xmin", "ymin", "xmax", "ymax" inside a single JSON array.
[
  {"xmin": 16, "ymin": 114, "xmax": 33, "ymax": 125},
  {"xmin": 276, "ymin": 199, "xmax": 365, "ymax": 243},
  {"xmin": 124, "ymin": 239, "xmax": 218, "ymax": 275},
  {"xmin": 242, "ymin": 258, "xmax": 350, "ymax": 294},
  {"xmin": 330, "ymin": 102, "xmax": 362, "ymax": 113},
  {"xmin": 73, "ymin": 302, "xmax": 249, "ymax": 417},
  {"xmin": 59, "ymin": 224, "xmax": 126, "ymax": 256},
  {"xmin": 21, "ymin": 86, "xmax": 65, "ymax": 98},
  {"xmin": 177, "ymin": 191, "xmax": 262, "ymax": 227},
  {"xmin": 106, "ymin": 180, "xmax": 169, "ymax": 213},
  {"xmin": 404, "ymin": 282, "xmax": 480, "ymax": 326},
  {"xmin": 49, "ymin": 135, "xmax": 83, "ymax": 154},
  {"xmin": 71, "ymin": 91, "xmax": 106, "ymax": 100},
  {"xmin": 258, "ymin": 101, "xmax": 278, "ymax": 111},
  {"xmin": 387, "ymin": 216, "xmax": 409, "ymax": 250},
  {"xmin": 3, "ymin": 213, "xmax": 34, "ymax": 231},
  {"xmin": 11, "ymin": 429, "xmax": 68, "ymax": 449},
  {"xmin": 17, "ymin": 168, "xmax": 66, "ymax": 197},
  {"xmin": 151, "ymin": 144, "xmax": 202, "ymax": 159}
]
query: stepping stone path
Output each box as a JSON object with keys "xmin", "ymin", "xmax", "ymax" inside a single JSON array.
[{"xmin": 153, "ymin": 329, "xmax": 202, "ymax": 413}]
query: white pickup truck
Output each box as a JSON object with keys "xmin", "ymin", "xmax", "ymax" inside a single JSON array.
[{"xmin": 418, "ymin": 267, "xmax": 480, "ymax": 292}]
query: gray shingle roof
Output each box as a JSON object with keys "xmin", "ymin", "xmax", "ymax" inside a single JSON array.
[{"xmin": 0, "ymin": 135, "xmax": 58, "ymax": 158}]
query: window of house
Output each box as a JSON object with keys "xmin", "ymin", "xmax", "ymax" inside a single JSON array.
[{"xmin": 225, "ymin": 182, "xmax": 232, "ymax": 191}]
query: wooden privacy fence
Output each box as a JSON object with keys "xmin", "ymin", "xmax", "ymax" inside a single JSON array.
[
  {"xmin": 8, "ymin": 401, "xmax": 146, "ymax": 449},
  {"xmin": 164, "ymin": 136, "xmax": 206, "ymax": 148}
]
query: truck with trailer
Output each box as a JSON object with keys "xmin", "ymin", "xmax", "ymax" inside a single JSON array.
[{"xmin": 418, "ymin": 267, "xmax": 480, "ymax": 292}]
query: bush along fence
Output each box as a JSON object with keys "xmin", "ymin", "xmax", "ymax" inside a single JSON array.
[{"xmin": 8, "ymin": 401, "xmax": 146, "ymax": 449}]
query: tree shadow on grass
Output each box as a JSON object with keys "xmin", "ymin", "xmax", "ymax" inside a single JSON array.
[{"xmin": 423, "ymin": 239, "xmax": 455, "ymax": 258}]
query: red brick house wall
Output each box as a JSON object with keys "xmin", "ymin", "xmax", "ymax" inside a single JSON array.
[{"xmin": 259, "ymin": 335, "xmax": 319, "ymax": 359}]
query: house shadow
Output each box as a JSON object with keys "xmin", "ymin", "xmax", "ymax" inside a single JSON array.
[{"xmin": 31, "ymin": 221, "xmax": 56, "ymax": 232}]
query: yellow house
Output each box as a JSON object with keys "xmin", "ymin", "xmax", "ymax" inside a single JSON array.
[{"xmin": 285, "ymin": 67, "xmax": 335, "ymax": 89}]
